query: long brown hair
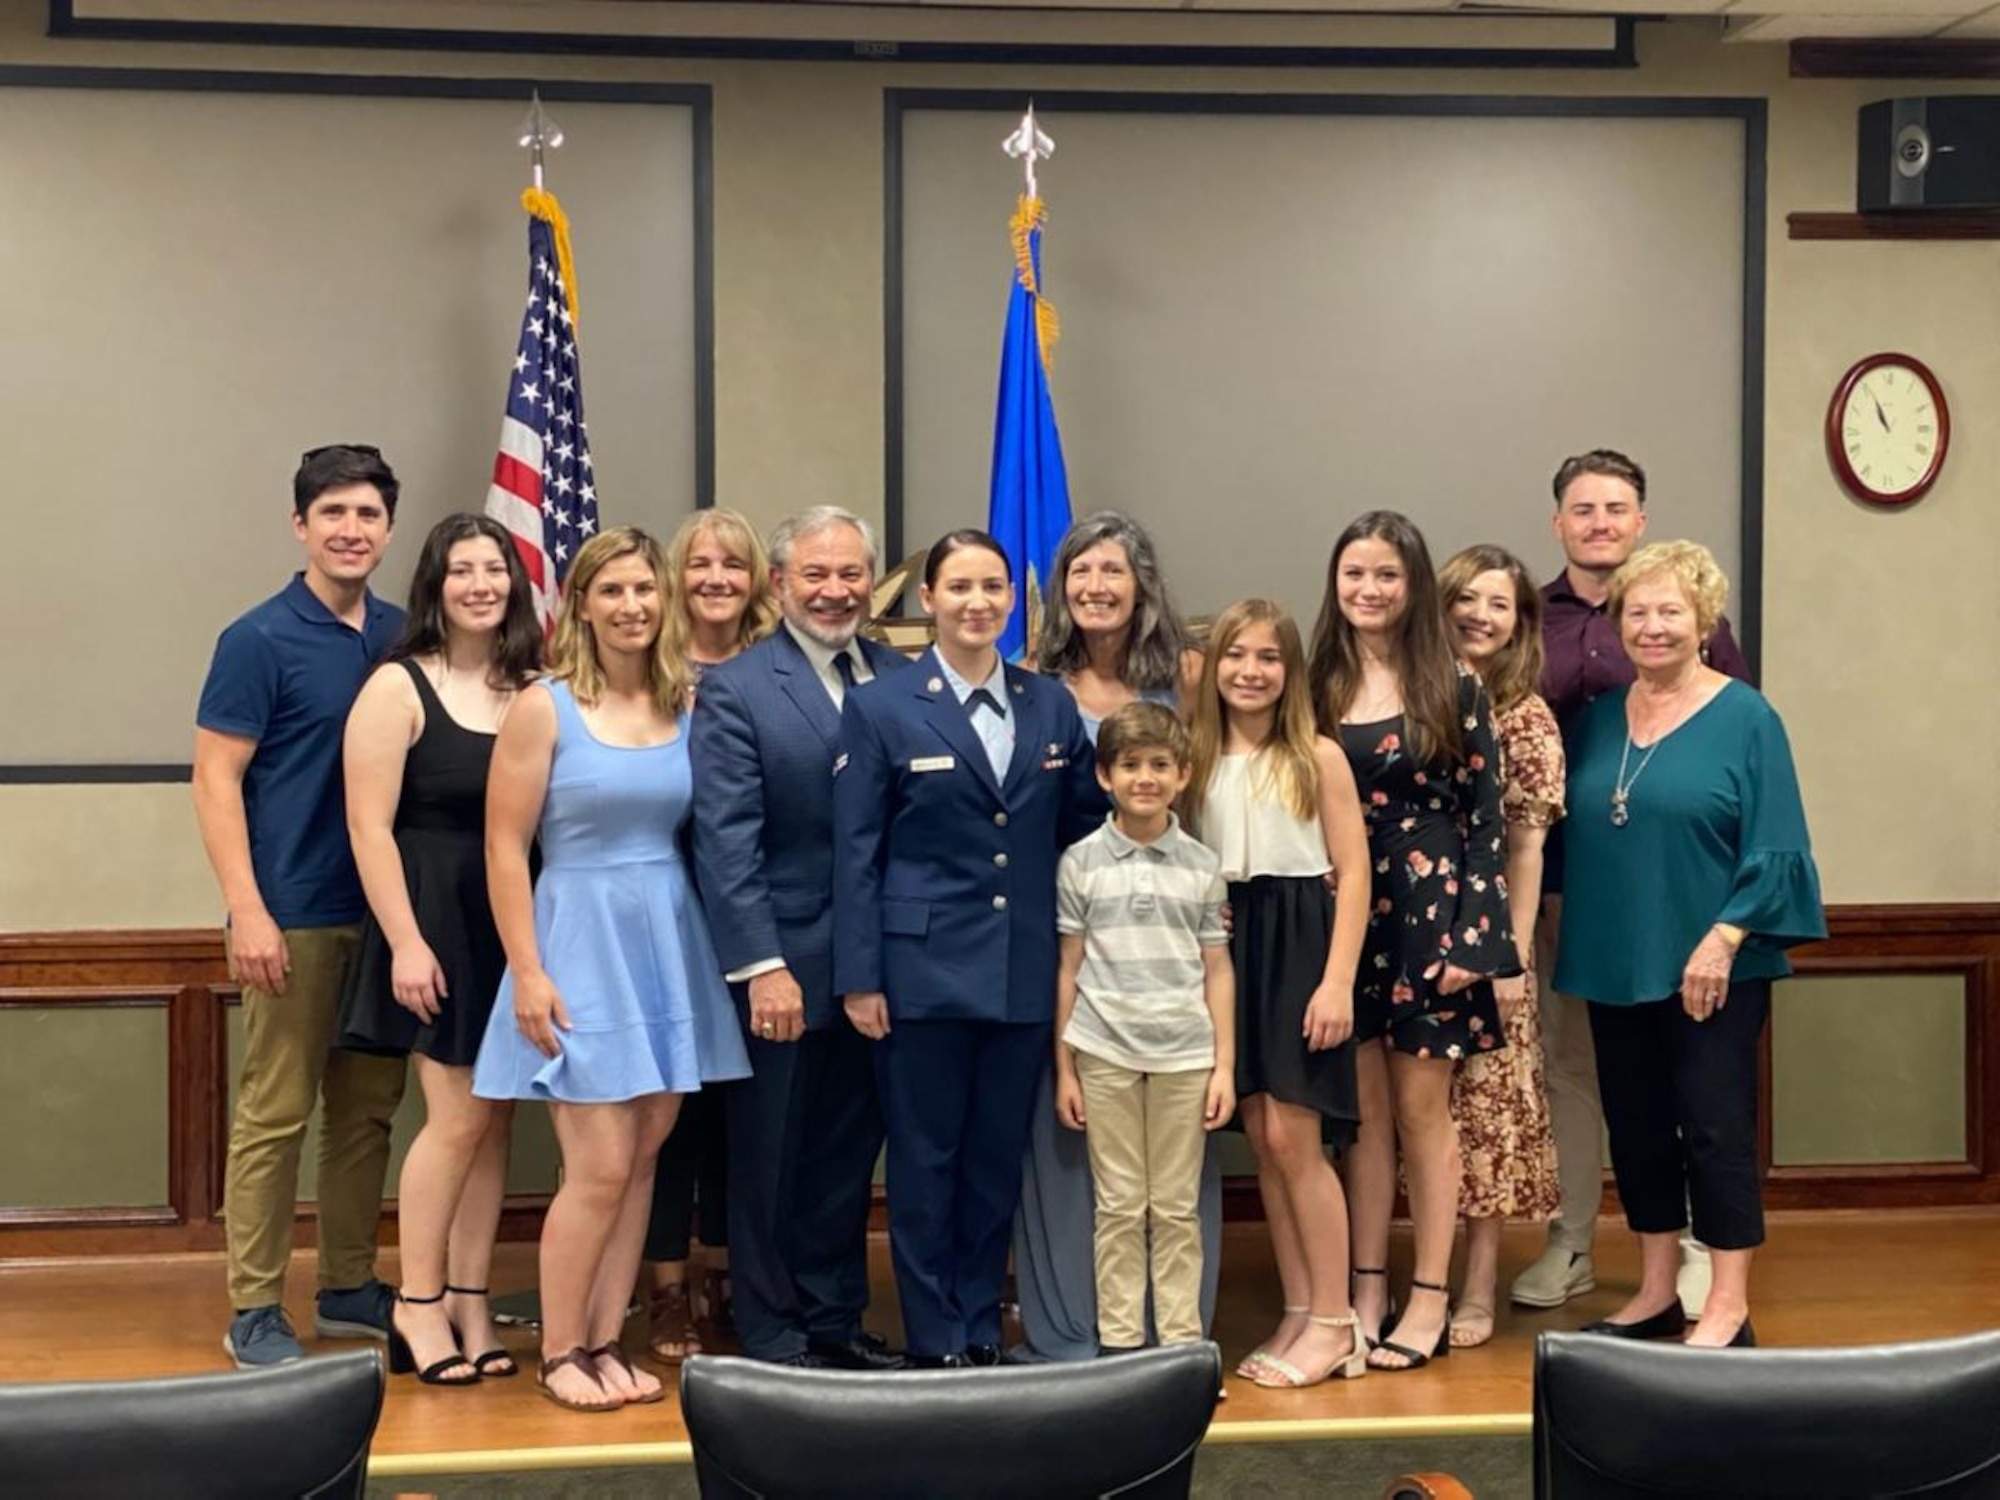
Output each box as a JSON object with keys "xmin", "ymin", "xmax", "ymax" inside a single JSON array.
[
  {"xmin": 549, "ymin": 526, "xmax": 692, "ymax": 719},
  {"xmin": 1184, "ymin": 599, "xmax": 1319, "ymax": 829},
  {"xmin": 1307, "ymin": 510, "xmax": 1463, "ymax": 766},
  {"xmin": 1437, "ymin": 544, "xmax": 1544, "ymax": 716},
  {"xmin": 385, "ymin": 512, "xmax": 542, "ymax": 690}
]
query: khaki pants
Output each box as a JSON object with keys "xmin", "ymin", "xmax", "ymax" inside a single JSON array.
[
  {"xmin": 225, "ymin": 925, "xmax": 408, "ymax": 1310},
  {"xmin": 1537, "ymin": 900, "xmax": 1604, "ymax": 1254},
  {"xmin": 1075, "ymin": 1053, "xmax": 1211, "ymax": 1349}
]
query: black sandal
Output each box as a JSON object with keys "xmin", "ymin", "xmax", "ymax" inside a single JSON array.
[
  {"xmin": 1352, "ymin": 1267, "xmax": 1397, "ymax": 1351},
  {"xmin": 445, "ymin": 1285, "xmax": 519, "ymax": 1378},
  {"xmin": 1371, "ymin": 1278, "xmax": 1453, "ymax": 1372},
  {"xmin": 388, "ymin": 1291, "xmax": 480, "ymax": 1386}
]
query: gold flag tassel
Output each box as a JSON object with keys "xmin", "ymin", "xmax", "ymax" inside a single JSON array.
[
  {"xmin": 522, "ymin": 186, "xmax": 582, "ymax": 332},
  {"xmin": 1009, "ymin": 194, "xmax": 1060, "ymax": 374}
]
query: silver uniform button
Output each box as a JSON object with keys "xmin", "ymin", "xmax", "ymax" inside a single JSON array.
[
  {"xmin": 993, "ymin": 812, "xmax": 1009, "ymax": 827},
  {"xmin": 993, "ymin": 853, "xmax": 1009, "ymax": 869},
  {"xmin": 993, "ymin": 895, "xmax": 1008, "ymax": 911}
]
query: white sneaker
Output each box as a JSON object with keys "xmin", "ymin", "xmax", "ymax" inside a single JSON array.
[
  {"xmin": 1676, "ymin": 1237, "xmax": 1712, "ymax": 1318},
  {"xmin": 1511, "ymin": 1246, "xmax": 1597, "ymax": 1309}
]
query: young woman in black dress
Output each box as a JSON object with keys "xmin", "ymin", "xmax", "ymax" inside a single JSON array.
[
  {"xmin": 337, "ymin": 513, "xmax": 542, "ymax": 1384},
  {"xmin": 1307, "ymin": 511, "xmax": 1514, "ymax": 1372}
]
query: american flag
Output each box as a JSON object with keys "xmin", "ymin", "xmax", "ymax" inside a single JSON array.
[{"xmin": 484, "ymin": 201, "xmax": 597, "ymax": 631}]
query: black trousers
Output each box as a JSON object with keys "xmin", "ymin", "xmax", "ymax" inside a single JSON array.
[
  {"xmin": 645, "ymin": 1085, "xmax": 729, "ymax": 1263},
  {"xmin": 1587, "ymin": 979, "xmax": 1771, "ymax": 1252},
  {"xmin": 727, "ymin": 1011, "xmax": 884, "ymax": 1361}
]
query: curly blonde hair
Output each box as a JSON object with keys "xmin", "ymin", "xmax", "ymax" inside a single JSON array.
[{"xmin": 1608, "ymin": 540, "xmax": 1730, "ymax": 641}]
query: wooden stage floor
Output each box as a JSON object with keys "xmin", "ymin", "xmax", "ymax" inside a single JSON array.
[{"xmin": 4, "ymin": 1208, "xmax": 1997, "ymax": 1482}]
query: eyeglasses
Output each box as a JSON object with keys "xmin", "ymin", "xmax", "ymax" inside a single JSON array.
[{"xmin": 300, "ymin": 443, "xmax": 384, "ymax": 465}]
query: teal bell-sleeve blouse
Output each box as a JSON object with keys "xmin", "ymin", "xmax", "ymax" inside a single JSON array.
[{"xmin": 1553, "ymin": 681, "xmax": 1826, "ymax": 1006}]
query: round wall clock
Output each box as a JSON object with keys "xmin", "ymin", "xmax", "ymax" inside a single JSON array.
[{"xmin": 1826, "ymin": 352, "xmax": 1950, "ymax": 506}]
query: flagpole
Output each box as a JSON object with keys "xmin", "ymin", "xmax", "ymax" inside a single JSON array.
[
  {"xmin": 1002, "ymin": 102, "xmax": 1053, "ymax": 199},
  {"xmin": 518, "ymin": 90, "xmax": 564, "ymax": 192}
]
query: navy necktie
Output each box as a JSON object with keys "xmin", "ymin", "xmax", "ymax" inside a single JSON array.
[
  {"xmin": 967, "ymin": 687, "xmax": 1005, "ymax": 719},
  {"xmin": 833, "ymin": 651, "xmax": 857, "ymax": 689}
]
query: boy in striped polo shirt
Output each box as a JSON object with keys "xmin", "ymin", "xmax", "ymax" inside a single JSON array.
[{"xmin": 1053, "ymin": 701, "xmax": 1236, "ymax": 1352}]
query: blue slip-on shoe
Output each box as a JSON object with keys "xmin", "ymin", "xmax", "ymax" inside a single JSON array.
[
  {"xmin": 224, "ymin": 1305, "xmax": 305, "ymax": 1369},
  {"xmin": 315, "ymin": 1279, "xmax": 394, "ymax": 1341}
]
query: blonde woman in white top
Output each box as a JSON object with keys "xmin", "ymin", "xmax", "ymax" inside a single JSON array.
[{"xmin": 1184, "ymin": 599, "xmax": 1373, "ymax": 1390}]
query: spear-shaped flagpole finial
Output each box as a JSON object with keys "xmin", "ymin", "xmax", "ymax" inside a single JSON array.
[
  {"xmin": 516, "ymin": 90, "xmax": 565, "ymax": 192},
  {"xmin": 1002, "ymin": 101, "xmax": 1055, "ymax": 200}
]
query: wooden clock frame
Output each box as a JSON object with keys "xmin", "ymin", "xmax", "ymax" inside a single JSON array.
[{"xmin": 1825, "ymin": 352, "xmax": 1950, "ymax": 507}]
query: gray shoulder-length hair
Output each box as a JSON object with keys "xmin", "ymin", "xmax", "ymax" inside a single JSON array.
[{"xmin": 1034, "ymin": 510, "xmax": 1189, "ymax": 692}]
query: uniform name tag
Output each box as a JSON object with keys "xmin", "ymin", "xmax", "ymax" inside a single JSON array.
[{"xmin": 910, "ymin": 755, "xmax": 956, "ymax": 773}]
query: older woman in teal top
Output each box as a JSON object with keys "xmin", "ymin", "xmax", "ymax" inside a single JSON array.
[{"xmin": 1555, "ymin": 540, "xmax": 1823, "ymax": 1351}]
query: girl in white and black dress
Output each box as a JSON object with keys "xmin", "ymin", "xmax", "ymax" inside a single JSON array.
[{"xmin": 1183, "ymin": 598, "xmax": 1373, "ymax": 1391}]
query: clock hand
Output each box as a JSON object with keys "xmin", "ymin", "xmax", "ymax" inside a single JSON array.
[{"xmin": 1870, "ymin": 391, "xmax": 1890, "ymax": 433}]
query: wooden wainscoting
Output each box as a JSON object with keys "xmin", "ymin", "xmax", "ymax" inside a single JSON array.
[{"xmin": 3, "ymin": 904, "xmax": 1998, "ymax": 1257}]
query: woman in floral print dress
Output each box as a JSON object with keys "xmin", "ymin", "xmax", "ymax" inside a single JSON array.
[
  {"xmin": 1307, "ymin": 512, "xmax": 1515, "ymax": 1373},
  {"xmin": 1437, "ymin": 545, "xmax": 1563, "ymax": 1349}
]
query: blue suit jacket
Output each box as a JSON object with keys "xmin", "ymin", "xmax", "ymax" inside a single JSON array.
[
  {"xmin": 691, "ymin": 627, "xmax": 910, "ymax": 1030},
  {"xmin": 831, "ymin": 648, "xmax": 1100, "ymax": 1024}
]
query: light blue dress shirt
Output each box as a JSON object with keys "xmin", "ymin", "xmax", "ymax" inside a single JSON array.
[{"xmin": 937, "ymin": 653, "xmax": 1015, "ymax": 783}]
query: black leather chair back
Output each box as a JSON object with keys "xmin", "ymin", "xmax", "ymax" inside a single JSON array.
[
  {"xmin": 0, "ymin": 1349, "xmax": 385, "ymax": 1499},
  {"xmin": 1534, "ymin": 1329, "xmax": 2000, "ymax": 1498},
  {"xmin": 681, "ymin": 1342, "xmax": 1220, "ymax": 1499}
]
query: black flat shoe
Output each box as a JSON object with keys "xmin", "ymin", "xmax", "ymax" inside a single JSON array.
[
  {"xmin": 1580, "ymin": 1304, "xmax": 1689, "ymax": 1341},
  {"xmin": 907, "ymin": 1352, "xmax": 974, "ymax": 1369},
  {"xmin": 967, "ymin": 1343, "xmax": 1004, "ymax": 1367},
  {"xmin": 809, "ymin": 1336, "xmax": 907, "ymax": 1371}
]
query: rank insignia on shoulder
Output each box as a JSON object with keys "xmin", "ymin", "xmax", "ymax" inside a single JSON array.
[{"xmin": 832, "ymin": 752, "xmax": 849, "ymax": 775}]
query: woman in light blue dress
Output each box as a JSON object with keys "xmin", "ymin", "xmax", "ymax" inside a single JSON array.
[
  {"xmin": 475, "ymin": 526, "xmax": 750, "ymax": 1414},
  {"xmin": 1013, "ymin": 510, "xmax": 1225, "ymax": 1361}
]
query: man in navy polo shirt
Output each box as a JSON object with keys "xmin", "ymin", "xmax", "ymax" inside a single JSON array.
[{"xmin": 194, "ymin": 444, "xmax": 410, "ymax": 1368}]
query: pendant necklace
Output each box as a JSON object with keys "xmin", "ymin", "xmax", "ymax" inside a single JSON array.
[
  {"xmin": 1613, "ymin": 693, "xmax": 1682, "ymax": 827},
  {"xmin": 1609, "ymin": 733, "xmax": 1660, "ymax": 828}
]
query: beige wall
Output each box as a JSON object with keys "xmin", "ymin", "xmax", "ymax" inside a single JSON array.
[{"xmin": 1, "ymin": 8, "xmax": 1995, "ymax": 928}]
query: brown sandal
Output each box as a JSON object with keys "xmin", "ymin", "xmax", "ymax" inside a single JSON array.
[
  {"xmin": 536, "ymin": 1347, "xmax": 623, "ymax": 1413},
  {"xmin": 590, "ymin": 1341, "xmax": 668, "ymax": 1404},
  {"xmin": 647, "ymin": 1283, "xmax": 703, "ymax": 1364}
]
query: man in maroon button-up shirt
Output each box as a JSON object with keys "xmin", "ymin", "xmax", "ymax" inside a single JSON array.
[{"xmin": 1512, "ymin": 448, "xmax": 1756, "ymax": 1319}]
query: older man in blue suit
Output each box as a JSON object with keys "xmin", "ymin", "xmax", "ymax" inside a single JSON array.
[{"xmin": 691, "ymin": 505, "xmax": 910, "ymax": 1370}]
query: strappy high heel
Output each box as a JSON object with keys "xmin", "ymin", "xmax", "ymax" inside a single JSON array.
[
  {"xmin": 388, "ymin": 1291, "xmax": 479, "ymax": 1386},
  {"xmin": 1249, "ymin": 1312, "xmax": 1367, "ymax": 1389},
  {"xmin": 444, "ymin": 1285, "xmax": 518, "ymax": 1378},
  {"xmin": 1371, "ymin": 1278, "xmax": 1452, "ymax": 1372},
  {"xmin": 1352, "ymin": 1266, "xmax": 1396, "ymax": 1350},
  {"xmin": 1235, "ymin": 1305, "xmax": 1307, "ymax": 1380}
]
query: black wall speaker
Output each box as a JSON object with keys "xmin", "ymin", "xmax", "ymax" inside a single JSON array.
[{"xmin": 1860, "ymin": 97, "xmax": 2000, "ymax": 211}]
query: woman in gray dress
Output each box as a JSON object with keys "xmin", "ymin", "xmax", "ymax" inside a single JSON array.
[{"xmin": 1012, "ymin": 510, "xmax": 1224, "ymax": 1361}]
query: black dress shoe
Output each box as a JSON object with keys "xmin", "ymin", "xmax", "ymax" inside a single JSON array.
[
  {"xmin": 772, "ymin": 1351, "xmax": 833, "ymax": 1368},
  {"xmin": 808, "ymin": 1336, "xmax": 907, "ymax": 1372},
  {"xmin": 906, "ymin": 1352, "xmax": 974, "ymax": 1369},
  {"xmin": 1579, "ymin": 1304, "xmax": 1688, "ymax": 1341},
  {"xmin": 966, "ymin": 1343, "xmax": 1004, "ymax": 1367}
]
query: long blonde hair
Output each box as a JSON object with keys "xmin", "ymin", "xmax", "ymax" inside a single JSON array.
[
  {"xmin": 664, "ymin": 507, "xmax": 780, "ymax": 660},
  {"xmin": 549, "ymin": 526, "xmax": 692, "ymax": 719},
  {"xmin": 1184, "ymin": 599, "xmax": 1320, "ymax": 829},
  {"xmin": 1437, "ymin": 544, "xmax": 1545, "ymax": 716}
]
